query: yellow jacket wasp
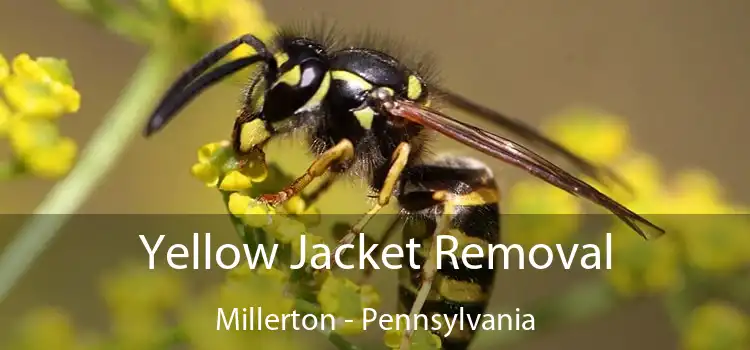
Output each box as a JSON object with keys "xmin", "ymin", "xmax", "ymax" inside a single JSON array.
[{"xmin": 144, "ymin": 25, "xmax": 665, "ymax": 350}]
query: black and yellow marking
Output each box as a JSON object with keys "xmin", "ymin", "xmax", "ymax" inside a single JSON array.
[{"xmin": 396, "ymin": 157, "xmax": 500, "ymax": 350}]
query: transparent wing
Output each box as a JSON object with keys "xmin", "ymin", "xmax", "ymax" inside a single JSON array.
[{"xmin": 382, "ymin": 97, "xmax": 665, "ymax": 239}]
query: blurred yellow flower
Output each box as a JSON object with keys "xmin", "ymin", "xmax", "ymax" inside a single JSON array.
[
  {"xmin": 679, "ymin": 215, "xmax": 750, "ymax": 272},
  {"xmin": 0, "ymin": 98, "xmax": 12, "ymax": 135},
  {"xmin": 543, "ymin": 108, "xmax": 630, "ymax": 164},
  {"xmin": 182, "ymin": 268, "xmax": 297, "ymax": 350},
  {"xmin": 267, "ymin": 215, "xmax": 307, "ymax": 244},
  {"xmin": 505, "ymin": 180, "xmax": 582, "ymax": 246},
  {"xmin": 99, "ymin": 264, "xmax": 185, "ymax": 349},
  {"xmin": 667, "ymin": 170, "xmax": 730, "ymax": 214},
  {"xmin": 168, "ymin": 0, "xmax": 277, "ymax": 60},
  {"xmin": 168, "ymin": 0, "xmax": 226, "ymax": 23},
  {"xmin": 318, "ymin": 275, "xmax": 380, "ymax": 335},
  {"xmin": 219, "ymin": 0, "xmax": 277, "ymax": 59},
  {"xmin": 684, "ymin": 301, "xmax": 749, "ymax": 350},
  {"xmin": 586, "ymin": 152, "xmax": 664, "ymax": 207},
  {"xmin": 604, "ymin": 231, "xmax": 682, "ymax": 296},
  {"xmin": 0, "ymin": 54, "xmax": 8, "ymax": 84},
  {"xmin": 12, "ymin": 307, "xmax": 80, "ymax": 350},
  {"xmin": 291, "ymin": 232, "xmax": 325, "ymax": 266},
  {"xmin": 383, "ymin": 315, "xmax": 443, "ymax": 350},
  {"xmin": 7, "ymin": 118, "xmax": 78, "ymax": 178},
  {"xmin": 101, "ymin": 263, "xmax": 185, "ymax": 314}
]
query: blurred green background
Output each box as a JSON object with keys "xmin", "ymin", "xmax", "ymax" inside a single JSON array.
[{"xmin": 0, "ymin": 0, "xmax": 748, "ymax": 349}]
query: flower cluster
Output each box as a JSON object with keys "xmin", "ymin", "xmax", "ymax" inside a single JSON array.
[
  {"xmin": 168, "ymin": 0, "xmax": 277, "ymax": 56},
  {"xmin": 0, "ymin": 53, "xmax": 80, "ymax": 179},
  {"xmin": 531, "ymin": 107, "xmax": 750, "ymax": 349},
  {"xmin": 189, "ymin": 140, "xmax": 400, "ymax": 346}
]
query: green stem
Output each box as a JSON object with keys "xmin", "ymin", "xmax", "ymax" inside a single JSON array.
[{"xmin": 0, "ymin": 50, "xmax": 173, "ymax": 304}]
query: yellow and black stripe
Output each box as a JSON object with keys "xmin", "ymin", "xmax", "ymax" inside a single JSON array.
[{"xmin": 397, "ymin": 156, "xmax": 500, "ymax": 350}]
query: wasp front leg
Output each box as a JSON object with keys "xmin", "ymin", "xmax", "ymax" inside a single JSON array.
[{"xmin": 257, "ymin": 139, "xmax": 355, "ymax": 206}]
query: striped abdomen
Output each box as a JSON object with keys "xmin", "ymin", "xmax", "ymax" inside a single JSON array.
[{"xmin": 396, "ymin": 156, "xmax": 500, "ymax": 350}]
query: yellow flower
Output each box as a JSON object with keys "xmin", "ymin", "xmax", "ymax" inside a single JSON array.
[
  {"xmin": 227, "ymin": 192, "xmax": 276, "ymax": 227},
  {"xmin": 0, "ymin": 53, "xmax": 80, "ymax": 180},
  {"xmin": 197, "ymin": 141, "xmax": 225, "ymax": 162},
  {"xmin": 23, "ymin": 136, "xmax": 77, "ymax": 178},
  {"xmin": 190, "ymin": 141, "xmax": 268, "ymax": 188},
  {"xmin": 507, "ymin": 180, "xmax": 582, "ymax": 215},
  {"xmin": 587, "ymin": 152, "xmax": 664, "ymax": 207},
  {"xmin": 4, "ymin": 54, "xmax": 80, "ymax": 118},
  {"xmin": 679, "ymin": 215, "xmax": 750, "ymax": 272},
  {"xmin": 0, "ymin": 98, "xmax": 12, "ymax": 135},
  {"xmin": 168, "ymin": 0, "xmax": 227, "ymax": 23},
  {"xmin": 505, "ymin": 180, "xmax": 582, "ymax": 246},
  {"xmin": 543, "ymin": 108, "xmax": 630, "ymax": 164},
  {"xmin": 219, "ymin": 170, "xmax": 253, "ymax": 191},
  {"xmin": 291, "ymin": 232, "xmax": 325, "ymax": 266},
  {"xmin": 683, "ymin": 301, "xmax": 749, "ymax": 350},
  {"xmin": 101, "ymin": 263, "xmax": 184, "ymax": 315},
  {"xmin": 604, "ymin": 230, "xmax": 682, "ymax": 296},
  {"xmin": 267, "ymin": 215, "xmax": 307, "ymax": 244},
  {"xmin": 219, "ymin": 0, "xmax": 277, "ymax": 60},
  {"xmin": 13, "ymin": 307, "xmax": 79, "ymax": 350},
  {"xmin": 222, "ymin": 267, "xmax": 293, "ymax": 316},
  {"xmin": 182, "ymin": 268, "xmax": 297, "ymax": 350},
  {"xmin": 7, "ymin": 118, "xmax": 78, "ymax": 178},
  {"xmin": 0, "ymin": 54, "xmax": 8, "ymax": 85},
  {"xmin": 227, "ymin": 192, "xmax": 252, "ymax": 216},
  {"xmin": 12, "ymin": 54, "xmax": 75, "ymax": 85},
  {"xmin": 383, "ymin": 315, "xmax": 443, "ymax": 350},
  {"xmin": 191, "ymin": 162, "xmax": 219, "ymax": 186},
  {"xmin": 667, "ymin": 170, "xmax": 730, "ymax": 214},
  {"xmin": 317, "ymin": 275, "xmax": 381, "ymax": 335},
  {"xmin": 283, "ymin": 195, "xmax": 307, "ymax": 215},
  {"xmin": 191, "ymin": 141, "xmax": 228, "ymax": 186}
]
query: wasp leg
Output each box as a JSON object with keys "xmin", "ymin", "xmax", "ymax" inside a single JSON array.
[
  {"xmin": 259, "ymin": 139, "xmax": 355, "ymax": 205},
  {"xmin": 331, "ymin": 142, "xmax": 411, "ymax": 253},
  {"xmin": 301, "ymin": 172, "xmax": 340, "ymax": 208},
  {"xmin": 400, "ymin": 202, "xmax": 453, "ymax": 350}
]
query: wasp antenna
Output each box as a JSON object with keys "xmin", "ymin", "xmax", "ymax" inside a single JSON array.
[
  {"xmin": 144, "ymin": 34, "xmax": 276, "ymax": 137},
  {"xmin": 434, "ymin": 87, "xmax": 634, "ymax": 194},
  {"xmin": 145, "ymin": 56, "xmax": 268, "ymax": 136}
]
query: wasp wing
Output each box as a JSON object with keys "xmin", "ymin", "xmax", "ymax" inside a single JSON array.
[
  {"xmin": 383, "ymin": 98, "xmax": 665, "ymax": 239},
  {"xmin": 434, "ymin": 87, "xmax": 632, "ymax": 193}
]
